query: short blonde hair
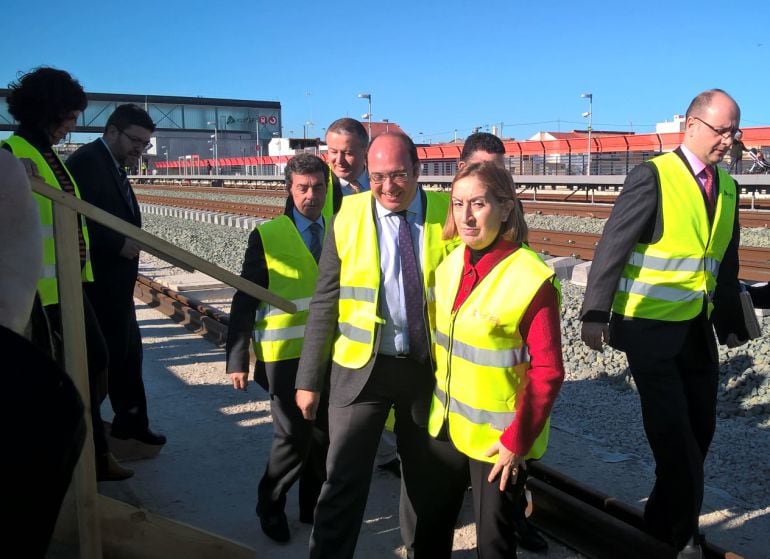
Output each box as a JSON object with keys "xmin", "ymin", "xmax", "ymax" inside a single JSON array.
[{"xmin": 442, "ymin": 161, "xmax": 527, "ymax": 243}]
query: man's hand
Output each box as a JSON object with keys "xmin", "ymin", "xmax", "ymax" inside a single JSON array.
[
  {"xmin": 229, "ymin": 372, "xmax": 248, "ymax": 391},
  {"xmin": 119, "ymin": 238, "xmax": 142, "ymax": 259},
  {"xmin": 581, "ymin": 321, "xmax": 609, "ymax": 351},
  {"xmin": 295, "ymin": 389, "xmax": 320, "ymax": 420}
]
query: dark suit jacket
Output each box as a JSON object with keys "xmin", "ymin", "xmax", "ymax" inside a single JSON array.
[
  {"xmin": 226, "ymin": 210, "xmax": 324, "ymax": 397},
  {"xmin": 66, "ymin": 139, "xmax": 141, "ymax": 305},
  {"xmin": 295, "ymin": 189, "xmax": 446, "ymax": 407},
  {"xmin": 580, "ymin": 148, "xmax": 745, "ymax": 357}
]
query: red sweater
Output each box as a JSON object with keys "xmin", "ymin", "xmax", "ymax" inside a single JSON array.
[{"xmin": 451, "ymin": 238, "xmax": 565, "ymax": 456}]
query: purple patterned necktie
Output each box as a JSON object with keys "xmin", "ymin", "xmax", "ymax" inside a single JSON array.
[
  {"xmin": 397, "ymin": 211, "xmax": 429, "ymax": 364},
  {"xmin": 702, "ymin": 165, "xmax": 715, "ymax": 211}
]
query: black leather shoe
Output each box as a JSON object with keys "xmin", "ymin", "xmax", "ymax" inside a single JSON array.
[
  {"xmin": 677, "ymin": 539, "xmax": 703, "ymax": 559},
  {"xmin": 514, "ymin": 517, "xmax": 548, "ymax": 552},
  {"xmin": 111, "ymin": 426, "xmax": 167, "ymax": 446},
  {"xmin": 377, "ymin": 458, "xmax": 401, "ymax": 478},
  {"xmin": 258, "ymin": 510, "xmax": 290, "ymax": 543}
]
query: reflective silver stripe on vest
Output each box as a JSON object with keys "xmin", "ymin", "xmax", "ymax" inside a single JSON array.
[
  {"xmin": 258, "ymin": 297, "xmax": 312, "ymax": 321},
  {"xmin": 41, "ymin": 224, "xmax": 54, "ymax": 238},
  {"xmin": 338, "ymin": 322, "xmax": 372, "ymax": 344},
  {"xmin": 254, "ymin": 324, "xmax": 305, "ymax": 343},
  {"xmin": 627, "ymin": 252, "xmax": 721, "ymax": 276},
  {"xmin": 41, "ymin": 264, "xmax": 57, "ymax": 279},
  {"xmin": 339, "ymin": 285, "xmax": 376, "ymax": 303},
  {"xmin": 434, "ymin": 385, "xmax": 514, "ymax": 432},
  {"xmin": 434, "ymin": 330, "xmax": 528, "ymax": 368},
  {"xmin": 705, "ymin": 257, "xmax": 720, "ymax": 276},
  {"xmin": 617, "ymin": 277, "xmax": 703, "ymax": 303},
  {"xmin": 426, "ymin": 286, "xmax": 435, "ymax": 302}
]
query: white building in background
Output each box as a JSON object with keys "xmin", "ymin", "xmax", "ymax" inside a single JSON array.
[{"xmin": 656, "ymin": 114, "xmax": 686, "ymax": 134}]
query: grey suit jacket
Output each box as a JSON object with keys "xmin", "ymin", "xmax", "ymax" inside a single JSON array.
[{"xmin": 295, "ymin": 189, "xmax": 444, "ymax": 407}]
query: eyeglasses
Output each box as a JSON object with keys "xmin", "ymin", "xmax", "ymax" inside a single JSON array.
[
  {"xmin": 369, "ymin": 171, "xmax": 410, "ymax": 185},
  {"xmin": 693, "ymin": 117, "xmax": 741, "ymax": 141},
  {"xmin": 118, "ymin": 128, "xmax": 153, "ymax": 151}
]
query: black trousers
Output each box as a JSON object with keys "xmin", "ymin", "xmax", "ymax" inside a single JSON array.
[
  {"xmin": 257, "ymin": 391, "xmax": 328, "ymax": 520},
  {"xmin": 46, "ymin": 292, "xmax": 110, "ymax": 456},
  {"xmin": 84, "ymin": 284, "xmax": 148, "ymax": 433},
  {"xmin": 415, "ymin": 436, "xmax": 520, "ymax": 559},
  {"xmin": 626, "ymin": 319, "xmax": 718, "ymax": 549},
  {"xmin": 309, "ymin": 356, "xmax": 433, "ymax": 559}
]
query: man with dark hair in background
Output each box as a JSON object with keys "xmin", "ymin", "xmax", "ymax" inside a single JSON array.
[
  {"xmin": 458, "ymin": 131, "xmax": 506, "ymax": 170},
  {"xmin": 227, "ymin": 153, "xmax": 331, "ymax": 543},
  {"xmin": 68, "ymin": 103, "xmax": 166, "ymax": 448}
]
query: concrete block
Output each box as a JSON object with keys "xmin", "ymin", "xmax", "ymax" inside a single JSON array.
[
  {"xmin": 159, "ymin": 272, "xmax": 224, "ymax": 292},
  {"xmin": 546, "ymin": 256, "xmax": 584, "ymax": 282},
  {"xmin": 571, "ymin": 261, "xmax": 592, "ymax": 287}
]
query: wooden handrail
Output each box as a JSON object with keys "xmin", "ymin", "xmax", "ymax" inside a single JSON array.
[{"xmin": 30, "ymin": 177, "xmax": 296, "ymax": 314}]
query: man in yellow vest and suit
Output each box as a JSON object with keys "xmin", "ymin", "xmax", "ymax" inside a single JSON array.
[
  {"xmin": 227, "ymin": 153, "xmax": 332, "ymax": 543},
  {"xmin": 295, "ymin": 133, "xmax": 458, "ymax": 559},
  {"xmin": 580, "ymin": 89, "xmax": 747, "ymax": 559}
]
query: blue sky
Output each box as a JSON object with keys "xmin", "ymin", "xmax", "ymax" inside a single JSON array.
[{"xmin": 2, "ymin": 0, "xmax": 768, "ymax": 142}]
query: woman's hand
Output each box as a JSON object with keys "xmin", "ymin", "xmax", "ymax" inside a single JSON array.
[{"xmin": 484, "ymin": 440, "xmax": 526, "ymax": 492}]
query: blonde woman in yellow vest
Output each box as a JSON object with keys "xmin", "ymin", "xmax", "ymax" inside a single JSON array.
[
  {"xmin": 417, "ymin": 162, "xmax": 565, "ymax": 559},
  {"xmin": 3, "ymin": 67, "xmax": 133, "ymax": 482}
]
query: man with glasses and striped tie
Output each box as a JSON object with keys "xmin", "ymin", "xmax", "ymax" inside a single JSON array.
[{"xmin": 227, "ymin": 153, "xmax": 331, "ymax": 543}]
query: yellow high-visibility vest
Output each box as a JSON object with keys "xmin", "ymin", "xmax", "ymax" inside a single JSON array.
[
  {"xmin": 3, "ymin": 135, "xmax": 93, "ymax": 306},
  {"xmin": 331, "ymin": 191, "xmax": 456, "ymax": 369},
  {"xmin": 612, "ymin": 152, "xmax": 736, "ymax": 321},
  {"xmin": 251, "ymin": 215, "xmax": 318, "ymax": 362},
  {"xmin": 429, "ymin": 244, "xmax": 560, "ymax": 462}
]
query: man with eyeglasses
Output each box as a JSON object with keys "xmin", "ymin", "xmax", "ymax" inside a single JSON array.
[
  {"xmin": 295, "ymin": 133, "xmax": 459, "ymax": 558},
  {"xmin": 68, "ymin": 104, "xmax": 167, "ymax": 449},
  {"xmin": 580, "ymin": 89, "xmax": 746, "ymax": 559}
]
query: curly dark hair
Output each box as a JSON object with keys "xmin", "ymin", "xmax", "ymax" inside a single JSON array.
[{"xmin": 6, "ymin": 67, "xmax": 87, "ymax": 131}]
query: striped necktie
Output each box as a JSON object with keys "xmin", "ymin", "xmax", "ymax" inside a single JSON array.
[{"xmin": 397, "ymin": 211, "xmax": 429, "ymax": 364}]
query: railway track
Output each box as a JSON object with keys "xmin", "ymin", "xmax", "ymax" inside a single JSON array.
[
  {"xmin": 135, "ymin": 184, "xmax": 770, "ymax": 227},
  {"xmin": 132, "ymin": 273, "xmax": 743, "ymax": 559},
  {"xmin": 136, "ymin": 194, "xmax": 770, "ymax": 283}
]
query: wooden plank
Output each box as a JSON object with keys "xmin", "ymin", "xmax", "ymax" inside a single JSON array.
[
  {"xmin": 98, "ymin": 495, "xmax": 255, "ymax": 559},
  {"xmin": 30, "ymin": 177, "xmax": 296, "ymax": 314},
  {"xmin": 53, "ymin": 204, "xmax": 102, "ymax": 558}
]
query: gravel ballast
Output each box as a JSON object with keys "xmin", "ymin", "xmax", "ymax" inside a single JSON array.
[{"xmin": 140, "ymin": 209, "xmax": 770, "ymax": 518}]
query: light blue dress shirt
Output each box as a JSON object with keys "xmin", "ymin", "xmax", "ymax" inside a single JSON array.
[
  {"xmin": 293, "ymin": 207, "xmax": 324, "ymax": 251},
  {"xmin": 374, "ymin": 191, "xmax": 424, "ymax": 355}
]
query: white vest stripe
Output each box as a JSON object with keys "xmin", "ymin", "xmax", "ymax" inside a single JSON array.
[
  {"xmin": 435, "ymin": 330, "xmax": 529, "ymax": 368},
  {"xmin": 257, "ymin": 297, "xmax": 312, "ymax": 321},
  {"xmin": 338, "ymin": 322, "xmax": 372, "ymax": 344},
  {"xmin": 254, "ymin": 324, "xmax": 306, "ymax": 343},
  {"xmin": 617, "ymin": 277, "xmax": 705, "ymax": 303},
  {"xmin": 339, "ymin": 285, "xmax": 377, "ymax": 303},
  {"xmin": 434, "ymin": 385, "xmax": 516, "ymax": 432}
]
